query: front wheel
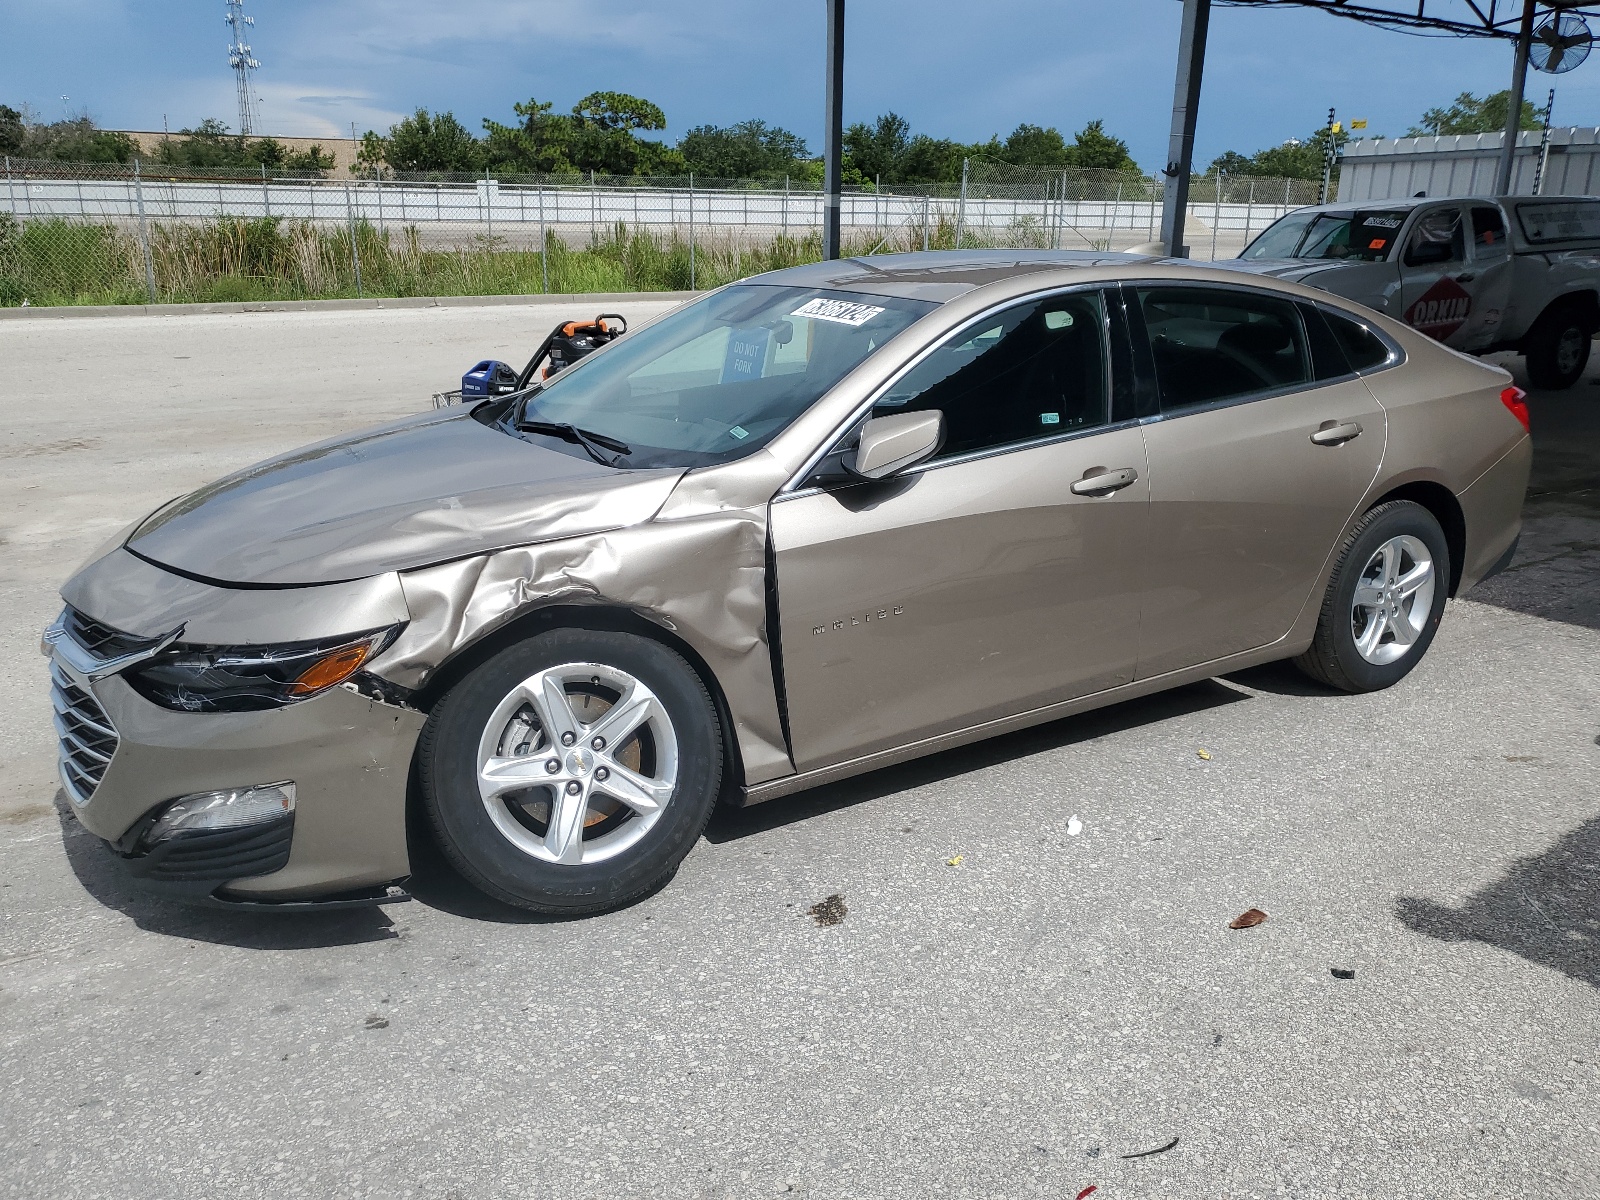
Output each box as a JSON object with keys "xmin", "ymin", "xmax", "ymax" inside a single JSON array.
[
  {"xmin": 1524, "ymin": 311, "xmax": 1592, "ymax": 390},
  {"xmin": 418, "ymin": 629, "xmax": 723, "ymax": 915},
  {"xmin": 1294, "ymin": 500, "xmax": 1451, "ymax": 694}
]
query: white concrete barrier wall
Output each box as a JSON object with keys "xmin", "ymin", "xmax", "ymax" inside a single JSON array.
[{"xmin": 3, "ymin": 175, "xmax": 1300, "ymax": 246}]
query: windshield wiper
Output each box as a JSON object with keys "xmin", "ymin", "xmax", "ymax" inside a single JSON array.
[{"xmin": 516, "ymin": 419, "xmax": 632, "ymax": 467}]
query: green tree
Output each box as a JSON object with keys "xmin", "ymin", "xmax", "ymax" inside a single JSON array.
[
  {"xmin": 0, "ymin": 105, "xmax": 25, "ymax": 156},
  {"xmin": 382, "ymin": 109, "xmax": 484, "ymax": 173},
  {"xmin": 678, "ymin": 119, "xmax": 810, "ymax": 179},
  {"xmin": 1409, "ymin": 90, "xmax": 1544, "ymax": 136},
  {"xmin": 1065, "ymin": 119, "xmax": 1138, "ymax": 171},
  {"xmin": 843, "ymin": 112, "xmax": 911, "ymax": 185},
  {"xmin": 1206, "ymin": 124, "xmax": 1348, "ymax": 179},
  {"xmin": 1002, "ymin": 123, "xmax": 1070, "ymax": 167},
  {"xmin": 22, "ymin": 115, "xmax": 136, "ymax": 163},
  {"xmin": 481, "ymin": 92, "xmax": 679, "ymax": 176}
]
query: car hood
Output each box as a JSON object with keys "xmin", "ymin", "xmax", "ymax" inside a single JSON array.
[{"xmin": 126, "ymin": 410, "xmax": 685, "ymax": 586}]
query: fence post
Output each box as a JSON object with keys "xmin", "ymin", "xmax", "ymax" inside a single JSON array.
[
  {"xmin": 484, "ymin": 168, "xmax": 493, "ymax": 244},
  {"xmin": 344, "ymin": 181, "xmax": 363, "ymax": 297},
  {"xmin": 375, "ymin": 171, "xmax": 385, "ymax": 237},
  {"xmin": 783, "ymin": 175, "xmax": 789, "ymax": 239},
  {"xmin": 1210, "ymin": 170, "xmax": 1222, "ymax": 261},
  {"xmin": 4, "ymin": 156, "xmax": 16, "ymax": 221},
  {"xmin": 688, "ymin": 172, "xmax": 696, "ymax": 290},
  {"xmin": 590, "ymin": 169, "xmax": 597, "ymax": 244},
  {"xmin": 261, "ymin": 164, "xmax": 270, "ymax": 218},
  {"xmin": 131, "ymin": 159, "xmax": 158, "ymax": 304},
  {"xmin": 538, "ymin": 182, "xmax": 549, "ymax": 294},
  {"xmin": 922, "ymin": 193, "xmax": 930, "ymax": 251},
  {"xmin": 1244, "ymin": 177, "xmax": 1255, "ymax": 243},
  {"xmin": 956, "ymin": 157, "xmax": 968, "ymax": 249},
  {"xmin": 1148, "ymin": 176, "xmax": 1157, "ymax": 239}
]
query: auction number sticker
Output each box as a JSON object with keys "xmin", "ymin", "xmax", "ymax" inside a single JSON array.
[{"xmin": 791, "ymin": 297, "xmax": 886, "ymax": 326}]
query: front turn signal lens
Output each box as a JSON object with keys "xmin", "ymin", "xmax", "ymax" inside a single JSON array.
[
  {"xmin": 1500, "ymin": 385, "xmax": 1530, "ymax": 433},
  {"xmin": 289, "ymin": 640, "xmax": 379, "ymax": 695}
]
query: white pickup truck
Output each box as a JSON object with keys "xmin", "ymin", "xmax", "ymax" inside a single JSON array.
[{"xmin": 1221, "ymin": 194, "xmax": 1600, "ymax": 388}]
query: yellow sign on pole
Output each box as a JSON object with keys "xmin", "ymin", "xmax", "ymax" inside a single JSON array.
[
  {"xmin": 1351, "ymin": 119, "xmax": 1369, "ymax": 130},
  {"xmin": 1332, "ymin": 121, "xmax": 1344, "ymax": 133}
]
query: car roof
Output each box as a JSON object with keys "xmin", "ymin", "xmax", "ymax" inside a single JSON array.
[{"xmin": 747, "ymin": 249, "xmax": 1151, "ymax": 302}]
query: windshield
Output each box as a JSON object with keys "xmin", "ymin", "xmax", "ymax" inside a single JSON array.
[
  {"xmin": 499, "ymin": 284, "xmax": 935, "ymax": 468},
  {"xmin": 1241, "ymin": 209, "xmax": 1407, "ymax": 262}
]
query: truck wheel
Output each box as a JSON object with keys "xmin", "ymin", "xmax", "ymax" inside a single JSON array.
[
  {"xmin": 1524, "ymin": 310, "xmax": 1592, "ymax": 389},
  {"xmin": 417, "ymin": 629, "xmax": 723, "ymax": 915},
  {"xmin": 1294, "ymin": 500, "xmax": 1450, "ymax": 694}
]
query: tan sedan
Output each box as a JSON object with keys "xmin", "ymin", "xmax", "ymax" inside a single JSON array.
[{"xmin": 44, "ymin": 251, "xmax": 1530, "ymax": 914}]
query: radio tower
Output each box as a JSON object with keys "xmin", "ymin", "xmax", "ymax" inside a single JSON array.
[{"xmin": 225, "ymin": 0, "xmax": 261, "ymax": 136}]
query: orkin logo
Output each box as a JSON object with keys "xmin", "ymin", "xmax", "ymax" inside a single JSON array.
[
  {"xmin": 1404, "ymin": 275, "xmax": 1473, "ymax": 341},
  {"xmin": 814, "ymin": 606, "xmax": 903, "ymax": 635}
]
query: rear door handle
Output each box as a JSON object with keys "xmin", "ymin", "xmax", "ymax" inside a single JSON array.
[
  {"xmin": 1071, "ymin": 466, "xmax": 1139, "ymax": 496},
  {"xmin": 1310, "ymin": 421, "xmax": 1363, "ymax": 446}
]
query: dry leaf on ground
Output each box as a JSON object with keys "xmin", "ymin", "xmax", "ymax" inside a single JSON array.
[{"xmin": 1228, "ymin": 908, "xmax": 1268, "ymax": 929}]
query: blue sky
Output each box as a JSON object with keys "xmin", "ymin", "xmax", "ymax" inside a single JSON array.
[{"xmin": 4, "ymin": 1, "xmax": 1599, "ymax": 169}]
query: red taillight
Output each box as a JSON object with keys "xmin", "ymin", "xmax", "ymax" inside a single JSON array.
[{"xmin": 1500, "ymin": 385, "xmax": 1530, "ymax": 433}]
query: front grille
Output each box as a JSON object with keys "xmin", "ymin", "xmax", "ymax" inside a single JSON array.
[
  {"xmin": 50, "ymin": 663, "xmax": 119, "ymax": 804},
  {"xmin": 64, "ymin": 607, "xmax": 165, "ymax": 660}
]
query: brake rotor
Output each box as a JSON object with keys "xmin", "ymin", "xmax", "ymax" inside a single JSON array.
[{"xmin": 501, "ymin": 686, "xmax": 644, "ymax": 829}]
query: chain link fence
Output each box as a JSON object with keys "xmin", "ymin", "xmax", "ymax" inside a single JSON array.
[{"xmin": 1, "ymin": 155, "xmax": 1325, "ymax": 307}]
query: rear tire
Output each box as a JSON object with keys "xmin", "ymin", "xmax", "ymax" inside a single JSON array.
[
  {"xmin": 418, "ymin": 629, "xmax": 722, "ymax": 915},
  {"xmin": 1524, "ymin": 310, "xmax": 1591, "ymax": 390},
  {"xmin": 1294, "ymin": 500, "xmax": 1451, "ymax": 694}
]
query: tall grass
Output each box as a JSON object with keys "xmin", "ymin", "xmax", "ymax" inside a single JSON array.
[{"xmin": 0, "ymin": 211, "xmax": 1033, "ymax": 308}]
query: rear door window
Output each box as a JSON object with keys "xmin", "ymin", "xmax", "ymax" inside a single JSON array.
[
  {"xmin": 1134, "ymin": 286, "xmax": 1312, "ymax": 414},
  {"xmin": 1472, "ymin": 205, "xmax": 1508, "ymax": 252}
]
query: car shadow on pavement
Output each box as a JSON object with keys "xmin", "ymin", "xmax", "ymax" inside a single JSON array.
[
  {"xmin": 1396, "ymin": 814, "xmax": 1600, "ymax": 989},
  {"xmin": 53, "ymin": 792, "xmax": 400, "ymax": 949},
  {"xmin": 706, "ymin": 678, "xmax": 1250, "ymax": 843}
]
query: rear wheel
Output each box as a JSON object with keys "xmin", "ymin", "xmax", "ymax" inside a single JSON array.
[
  {"xmin": 1524, "ymin": 310, "xmax": 1592, "ymax": 390},
  {"xmin": 418, "ymin": 629, "xmax": 722, "ymax": 915},
  {"xmin": 1294, "ymin": 500, "xmax": 1450, "ymax": 694}
]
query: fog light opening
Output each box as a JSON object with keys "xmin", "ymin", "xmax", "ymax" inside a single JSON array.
[{"xmin": 142, "ymin": 782, "xmax": 296, "ymax": 848}]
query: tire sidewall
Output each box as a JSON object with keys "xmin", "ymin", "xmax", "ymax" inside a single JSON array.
[
  {"xmin": 420, "ymin": 628, "xmax": 721, "ymax": 912},
  {"xmin": 1323, "ymin": 502, "xmax": 1450, "ymax": 692},
  {"xmin": 1528, "ymin": 315, "xmax": 1591, "ymax": 389}
]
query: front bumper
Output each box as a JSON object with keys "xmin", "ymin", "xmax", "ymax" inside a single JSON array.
[{"xmin": 48, "ymin": 646, "xmax": 425, "ymax": 905}]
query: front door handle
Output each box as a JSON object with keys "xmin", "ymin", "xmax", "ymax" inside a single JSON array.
[
  {"xmin": 1071, "ymin": 466, "xmax": 1139, "ymax": 496},
  {"xmin": 1310, "ymin": 420, "xmax": 1363, "ymax": 446},
  {"xmin": 1456, "ymin": 272, "xmax": 1476, "ymax": 283}
]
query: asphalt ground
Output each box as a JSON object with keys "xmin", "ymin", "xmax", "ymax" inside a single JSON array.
[{"xmin": 1, "ymin": 304, "xmax": 1596, "ymax": 1200}]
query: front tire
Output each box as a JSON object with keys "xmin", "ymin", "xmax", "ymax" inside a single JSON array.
[
  {"xmin": 418, "ymin": 629, "xmax": 722, "ymax": 915},
  {"xmin": 1294, "ymin": 500, "xmax": 1451, "ymax": 694},
  {"xmin": 1524, "ymin": 310, "xmax": 1591, "ymax": 390}
]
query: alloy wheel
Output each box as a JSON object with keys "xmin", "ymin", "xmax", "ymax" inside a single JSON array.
[
  {"xmin": 1349, "ymin": 534, "xmax": 1436, "ymax": 666},
  {"xmin": 475, "ymin": 662, "xmax": 679, "ymax": 865},
  {"xmin": 1556, "ymin": 325, "xmax": 1587, "ymax": 377}
]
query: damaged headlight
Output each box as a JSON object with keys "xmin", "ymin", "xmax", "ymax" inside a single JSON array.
[{"xmin": 124, "ymin": 626, "xmax": 402, "ymax": 713}]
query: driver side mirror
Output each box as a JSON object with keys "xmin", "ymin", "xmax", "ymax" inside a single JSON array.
[{"xmin": 850, "ymin": 411, "xmax": 945, "ymax": 480}]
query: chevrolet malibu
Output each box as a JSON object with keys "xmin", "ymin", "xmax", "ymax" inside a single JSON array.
[{"xmin": 44, "ymin": 250, "xmax": 1531, "ymax": 915}]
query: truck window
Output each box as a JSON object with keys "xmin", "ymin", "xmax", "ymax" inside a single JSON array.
[
  {"xmin": 1403, "ymin": 209, "xmax": 1465, "ymax": 267},
  {"xmin": 1240, "ymin": 208, "xmax": 1406, "ymax": 261},
  {"xmin": 1471, "ymin": 206, "xmax": 1507, "ymax": 249},
  {"xmin": 1240, "ymin": 211, "xmax": 1315, "ymax": 260},
  {"xmin": 1516, "ymin": 199, "xmax": 1600, "ymax": 243}
]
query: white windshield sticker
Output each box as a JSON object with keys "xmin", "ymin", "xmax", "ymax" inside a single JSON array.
[{"xmin": 790, "ymin": 297, "xmax": 886, "ymax": 326}]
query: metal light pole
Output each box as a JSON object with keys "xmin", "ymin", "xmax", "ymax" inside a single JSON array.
[
  {"xmin": 1495, "ymin": 0, "xmax": 1538, "ymax": 196},
  {"xmin": 822, "ymin": 0, "xmax": 845, "ymax": 259},
  {"xmin": 1160, "ymin": 0, "xmax": 1211, "ymax": 258}
]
